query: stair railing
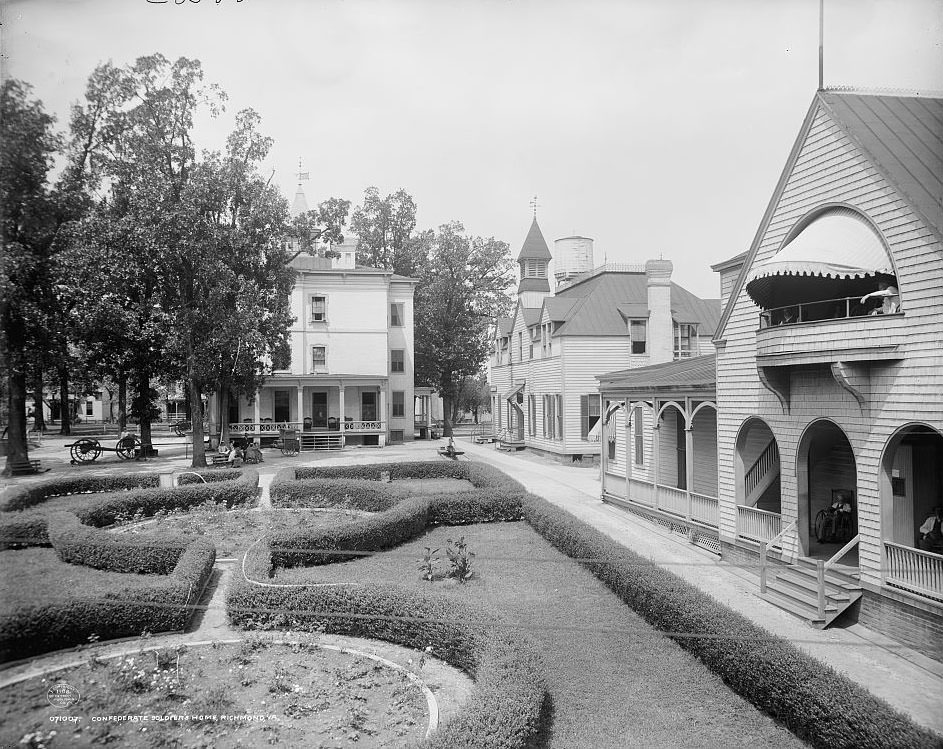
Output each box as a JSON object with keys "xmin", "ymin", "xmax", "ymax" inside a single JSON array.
[
  {"xmin": 816, "ymin": 534, "xmax": 860, "ymax": 619},
  {"xmin": 759, "ymin": 518, "xmax": 797, "ymax": 594},
  {"xmin": 745, "ymin": 440, "xmax": 779, "ymax": 503}
]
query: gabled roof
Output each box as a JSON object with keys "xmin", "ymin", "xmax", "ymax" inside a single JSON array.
[
  {"xmin": 617, "ymin": 303, "xmax": 649, "ymax": 319},
  {"xmin": 518, "ymin": 277, "xmax": 551, "ymax": 293},
  {"xmin": 495, "ymin": 317, "xmax": 513, "ymax": 337},
  {"xmin": 517, "ymin": 217, "xmax": 553, "ymax": 261},
  {"xmin": 714, "ymin": 90, "xmax": 943, "ymax": 342},
  {"xmin": 541, "ymin": 270, "xmax": 721, "ymax": 338},
  {"xmin": 522, "ymin": 308, "xmax": 542, "ymax": 326},
  {"xmin": 598, "ymin": 354, "xmax": 716, "ymax": 392},
  {"xmin": 820, "ymin": 92, "xmax": 943, "ymax": 236}
]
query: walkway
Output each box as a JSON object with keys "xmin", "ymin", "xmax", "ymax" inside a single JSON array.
[{"xmin": 457, "ymin": 438, "xmax": 943, "ymax": 736}]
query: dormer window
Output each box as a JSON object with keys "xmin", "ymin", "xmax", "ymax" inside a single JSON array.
[
  {"xmin": 674, "ymin": 323, "xmax": 697, "ymax": 358},
  {"xmin": 746, "ymin": 207, "xmax": 898, "ymax": 327},
  {"xmin": 629, "ymin": 320, "xmax": 647, "ymax": 354}
]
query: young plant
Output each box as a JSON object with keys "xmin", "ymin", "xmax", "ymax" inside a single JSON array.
[
  {"xmin": 417, "ymin": 547, "xmax": 439, "ymax": 581},
  {"xmin": 445, "ymin": 536, "xmax": 475, "ymax": 583}
]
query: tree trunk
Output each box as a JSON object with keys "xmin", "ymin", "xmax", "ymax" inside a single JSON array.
[
  {"xmin": 3, "ymin": 368, "xmax": 29, "ymax": 474},
  {"xmin": 219, "ymin": 388, "xmax": 230, "ymax": 445},
  {"xmin": 58, "ymin": 367, "xmax": 71, "ymax": 436},
  {"xmin": 189, "ymin": 379, "xmax": 207, "ymax": 467},
  {"xmin": 135, "ymin": 368, "xmax": 153, "ymax": 456},
  {"xmin": 472, "ymin": 407, "xmax": 479, "ymax": 425},
  {"xmin": 117, "ymin": 373, "xmax": 127, "ymax": 431},
  {"xmin": 31, "ymin": 372, "xmax": 45, "ymax": 432},
  {"xmin": 441, "ymin": 384, "xmax": 455, "ymax": 438}
]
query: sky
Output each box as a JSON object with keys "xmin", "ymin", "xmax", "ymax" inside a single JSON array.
[{"xmin": 3, "ymin": 0, "xmax": 942, "ymax": 299}]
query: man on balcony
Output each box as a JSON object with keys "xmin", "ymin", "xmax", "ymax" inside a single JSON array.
[
  {"xmin": 918, "ymin": 506, "xmax": 943, "ymax": 552},
  {"xmin": 860, "ymin": 281, "xmax": 900, "ymax": 315}
]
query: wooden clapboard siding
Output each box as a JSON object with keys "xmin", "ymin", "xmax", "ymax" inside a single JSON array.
[
  {"xmin": 715, "ymin": 96, "xmax": 943, "ymax": 593},
  {"xmin": 559, "ymin": 337, "xmax": 632, "ymax": 453},
  {"xmin": 692, "ymin": 408, "xmax": 718, "ymax": 497}
]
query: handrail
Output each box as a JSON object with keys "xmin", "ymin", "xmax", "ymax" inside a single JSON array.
[
  {"xmin": 759, "ymin": 519, "xmax": 797, "ymax": 594},
  {"xmin": 824, "ymin": 533, "xmax": 859, "ymax": 571},
  {"xmin": 745, "ymin": 440, "xmax": 779, "ymax": 500},
  {"xmin": 758, "ymin": 293, "xmax": 899, "ymax": 329}
]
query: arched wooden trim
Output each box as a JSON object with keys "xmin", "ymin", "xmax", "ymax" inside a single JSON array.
[
  {"xmin": 655, "ymin": 400, "xmax": 685, "ymax": 422},
  {"xmin": 795, "ymin": 416, "xmax": 860, "ymax": 471},
  {"xmin": 690, "ymin": 400, "xmax": 718, "ymax": 421}
]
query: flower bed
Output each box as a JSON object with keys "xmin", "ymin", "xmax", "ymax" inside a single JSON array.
[
  {"xmin": 0, "ymin": 469, "xmax": 258, "ymax": 549},
  {"xmin": 227, "ymin": 582, "xmax": 546, "ymax": 749}
]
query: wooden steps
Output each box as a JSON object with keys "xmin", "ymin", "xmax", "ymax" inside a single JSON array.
[{"xmin": 760, "ymin": 557, "xmax": 862, "ymax": 628}]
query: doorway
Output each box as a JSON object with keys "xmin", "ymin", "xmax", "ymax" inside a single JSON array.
[
  {"xmin": 311, "ymin": 392, "xmax": 327, "ymax": 428},
  {"xmin": 273, "ymin": 390, "xmax": 291, "ymax": 423},
  {"xmin": 362, "ymin": 391, "xmax": 377, "ymax": 421}
]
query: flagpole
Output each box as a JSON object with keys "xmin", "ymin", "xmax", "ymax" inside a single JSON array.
[{"xmin": 818, "ymin": 0, "xmax": 824, "ymax": 90}]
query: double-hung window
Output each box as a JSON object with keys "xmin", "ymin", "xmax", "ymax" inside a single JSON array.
[
  {"xmin": 633, "ymin": 405, "xmax": 644, "ymax": 465},
  {"xmin": 630, "ymin": 319, "xmax": 647, "ymax": 354},
  {"xmin": 390, "ymin": 303, "xmax": 404, "ymax": 327},
  {"xmin": 312, "ymin": 346, "xmax": 327, "ymax": 373},
  {"xmin": 310, "ymin": 295, "xmax": 327, "ymax": 323},
  {"xmin": 580, "ymin": 395, "xmax": 600, "ymax": 440},
  {"xmin": 391, "ymin": 349, "xmax": 405, "ymax": 373},
  {"xmin": 392, "ymin": 391, "xmax": 405, "ymax": 418}
]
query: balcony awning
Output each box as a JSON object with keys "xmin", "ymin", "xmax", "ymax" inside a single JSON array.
[
  {"xmin": 746, "ymin": 209, "xmax": 894, "ymax": 309},
  {"xmin": 503, "ymin": 381, "xmax": 525, "ymax": 402}
]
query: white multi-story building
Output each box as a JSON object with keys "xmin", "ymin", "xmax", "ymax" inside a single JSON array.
[{"xmin": 488, "ymin": 217, "xmax": 720, "ymax": 462}]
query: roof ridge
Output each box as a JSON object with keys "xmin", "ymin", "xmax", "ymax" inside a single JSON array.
[{"xmin": 824, "ymin": 85, "xmax": 943, "ymax": 100}]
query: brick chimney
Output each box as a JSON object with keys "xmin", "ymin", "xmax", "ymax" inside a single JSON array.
[{"xmin": 646, "ymin": 259, "xmax": 673, "ymax": 364}]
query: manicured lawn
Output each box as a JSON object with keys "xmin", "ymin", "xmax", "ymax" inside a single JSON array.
[
  {"xmin": 0, "ymin": 548, "xmax": 160, "ymax": 609},
  {"xmin": 273, "ymin": 523, "xmax": 806, "ymax": 749},
  {"xmin": 388, "ymin": 478, "xmax": 476, "ymax": 494},
  {"xmin": 0, "ymin": 639, "xmax": 427, "ymax": 748},
  {"xmin": 113, "ymin": 505, "xmax": 366, "ymax": 558}
]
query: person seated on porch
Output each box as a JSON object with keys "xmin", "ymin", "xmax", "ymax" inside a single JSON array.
[
  {"xmin": 217, "ymin": 440, "xmax": 231, "ymax": 456},
  {"xmin": 303, "ymin": 417, "xmax": 313, "ymax": 431},
  {"xmin": 918, "ymin": 507, "xmax": 943, "ymax": 551},
  {"xmin": 244, "ymin": 441, "xmax": 263, "ymax": 464},
  {"xmin": 860, "ymin": 281, "xmax": 900, "ymax": 315}
]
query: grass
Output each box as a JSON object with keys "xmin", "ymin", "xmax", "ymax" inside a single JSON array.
[
  {"xmin": 0, "ymin": 548, "xmax": 160, "ymax": 609},
  {"xmin": 271, "ymin": 522, "xmax": 806, "ymax": 749},
  {"xmin": 0, "ymin": 639, "xmax": 428, "ymax": 748}
]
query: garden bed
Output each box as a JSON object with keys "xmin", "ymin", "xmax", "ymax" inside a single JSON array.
[
  {"xmin": 111, "ymin": 504, "xmax": 369, "ymax": 559},
  {"xmin": 0, "ymin": 638, "xmax": 428, "ymax": 748}
]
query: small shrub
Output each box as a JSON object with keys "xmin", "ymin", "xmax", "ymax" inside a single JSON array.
[
  {"xmin": 445, "ymin": 536, "xmax": 475, "ymax": 583},
  {"xmin": 417, "ymin": 546, "xmax": 439, "ymax": 581}
]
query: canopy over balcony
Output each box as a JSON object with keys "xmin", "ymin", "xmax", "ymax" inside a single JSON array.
[{"xmin": 746, "ymin": 208, "xmax": 895, "ymax": 310}]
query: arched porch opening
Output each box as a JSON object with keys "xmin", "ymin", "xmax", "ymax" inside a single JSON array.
[
  {"xmin": 797, "ymin": 419, "xmax": 858, "ymax": 561},
  {"xmin": 734, "ymin": 417, "xmax": 782, "ymax": 544}
]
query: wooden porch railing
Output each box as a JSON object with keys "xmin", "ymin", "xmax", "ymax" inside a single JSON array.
[
  {"xmin": 885, "ymin": 541, "xmax": 943, "ymax": 602},
  {"xmin": 228, "ymin": 420, "xmax": 385, "ymax": 436},
  {"xmin": 760, "ymin": 518, "xmax": 797, "ymax": 594},
  {"xmin": 625, "ymin": 479, "xmax": 719, "ymax": 528},
  {"xmin": 737, "ymin": 505, "xmax": 782, "ymax": 543},
  {"xmin": 745, "ymin": 440, "xmax": 779, "ymax": 500}
]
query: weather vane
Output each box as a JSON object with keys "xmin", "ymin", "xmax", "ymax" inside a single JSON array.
[
  {"xmin": 296, "ymin": 158, "xmax": 310, "ymax": 185},
  {"xmin": 530, "ymin": 195, "xmax": 540, "ymax": 218}
]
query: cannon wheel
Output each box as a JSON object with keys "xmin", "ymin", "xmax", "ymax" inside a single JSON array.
[
  {"xmin": 173, "ymin": 420, "xmax": 191, "ymax": 437},
  {"xmin": 70, "ymin": 438, "xmax": 102, "ymax": 464},
  {"xmin": 115, "ymin": 435, "xmax": 141, "ymax": 460}
]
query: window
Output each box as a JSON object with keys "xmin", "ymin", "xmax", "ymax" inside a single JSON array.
[
  {"xmin": 528, "ymin": 394, "xmax": 536, "ymax": 436},
  {"xmin": 630, "ymin": 320, "xmax": 647, "ymax": 354},
  {"xmin": 633, "ymin": 406, "xmax": 644, "ymax": 465},
  {"xmin": 529, "ymin": 343, "xmax": 535, "ymax": 359},
  {"xmin": 390, "ymin": 303, "xmax": 404, "ymax": 327},
  {"xmin": 525, "ymin": 259, "xmax": 547, "ymax": 278},
  {"xmin": 542, "ymin": 323, "xmax": 554, "ymax": 356},
  {"xmin": 86, "ymin": 400, "xmax": 94, "ymax": 416},
  {"xmin": 555, "ymin": 394, "xmax": 563, "ymax": 439},
  {"xmin": 392, "ymin": 391, "xmax": 405, "ymax": 418},
  {"xmin": 274, "ymin": 390, "xmax": 291, "ymax": 422},
  {"xmin": 580, "ymin": 395, "xmax": 600, "ymax": 440},
  {"xmin": 542, "ymin": 394, "xmax": 552, "ymax": 438},
  {"xmin": 310, "ymin": 295, "xmax": 327, "ymax": 322},
  {"xmin": 312, "ymin": 345, "xmax": 327, "ymax": 372},
  {"xmin": 391, "ymin": 349, "xmax": 405, "ymax": 373},
  {"xmin": 608, "ymin": 434, "xmax": 616, "ymax": 460},
  {"xmin": 517, "ymin": 332, "xmax": 524, "ymax": 361},
  {"xmin": 674, "ymin": 323, "xmax": 698, "ymax": 358}
]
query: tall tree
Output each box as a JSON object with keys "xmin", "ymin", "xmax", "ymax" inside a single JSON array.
[
  {"xmin": 349, "ymin": 186, "xmax": 418, "ymax": 274},
  {"xmin": 0, "ymin": 80, "xmax": 62, "ymax": 473},
  {"xmin": 413, "ymin": 222, "xmax": 514, "ymax": 436}
]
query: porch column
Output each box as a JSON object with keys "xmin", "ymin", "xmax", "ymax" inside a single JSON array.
[
  {"xmin": 296, "ymin": 386, "xmax": 305, "ymax": 426},
  {"xmin": 253, "ymin": 394, "xmax": 260, "ymax": 438},
  {"xmin": 625, "ymin": 405, "xmax": 632, "ymax": 502},
  {"xmin": 426, "ymin": 395, "xmax": 433, "ymax": 438},
  {"xmin": 685, "ymin": 397, "xmax": 695, "ymax": 520},
  {"xmin": 338, "ymin": 385, "xmax": 346, "ymax": 447},
  {"xmin": 379, "ymin": 387, "xmax": 387, "ymax": 446},
  {"xmin": 653, "ymin": 406, "xmax": 661, "ymax": 510},
  {"xmin": 600, "ymin": 397, "xmax": 608, "ymax": 496}
]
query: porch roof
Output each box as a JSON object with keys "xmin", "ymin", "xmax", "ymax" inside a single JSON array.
[{"xmin": 598, "ymin": 354, "xmax": 716, "ymax": 392}]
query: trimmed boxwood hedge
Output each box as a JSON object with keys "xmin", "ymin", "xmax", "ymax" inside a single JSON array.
[
  {"xmin": 523, "ymin": 495, "xmax": 940, "ymax": 749},
  {"xmin": 263, "ymin": 462, "xmax": 524, "ymax": 574},
  {"xmin": 47, "ymin": 511, "xmax": 196, "ymax": 574},
  {"xmin": 227, "ymin": 580, "xmax": 546, "ymax": 749},
  {"xmin": 0, "ymin": 536, "xmax": 214, "ymax": 662},
  {"xmin": 0, "ymin": 469, "xmax": 259, "ymax": 549},
  {"xmin": 0, "ymin": 473, "xmax": 160, "ymax": 512}
]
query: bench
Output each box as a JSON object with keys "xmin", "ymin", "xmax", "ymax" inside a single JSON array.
[
  {"xmin": 438, "ymin": 448, "xmax": 464, "ymax": 460},
  {"xmin": 9, "ymin": 458, "xmax": 48, "ymax": 475},
  {"xmin": 210, "ymin": 454, "xmax": 231, "ymax": 466}
]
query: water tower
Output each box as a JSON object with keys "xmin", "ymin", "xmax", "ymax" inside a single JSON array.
[{"xmin": 553, "ymin": 236, "xmax": 594, "ymax": 287}]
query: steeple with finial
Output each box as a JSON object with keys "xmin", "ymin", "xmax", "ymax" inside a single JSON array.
[
  {"xmin": 291, "ymin": 158, "xmax": 310, "ymax": 218},
  {"xmin": 517, "ymin": 196, "xmax": 552, "ymax": 307}
]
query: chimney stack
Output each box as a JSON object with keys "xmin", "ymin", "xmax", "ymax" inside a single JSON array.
[{"xmin": 646, "ymin": 259, "xmax": 673, "ymax": 364}]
